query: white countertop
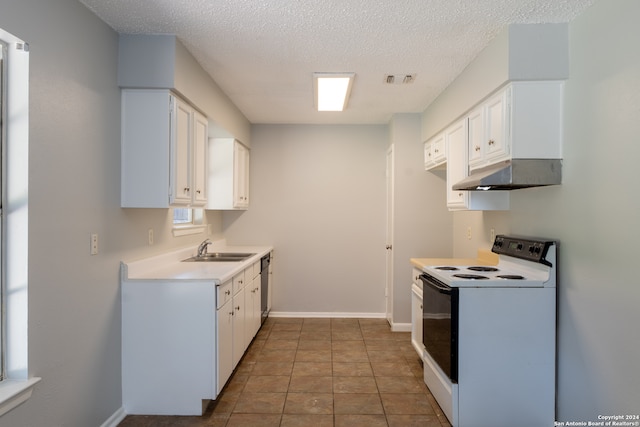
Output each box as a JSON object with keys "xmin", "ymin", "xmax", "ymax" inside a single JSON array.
[{"xmin": 121, "ymin": 240, "xmax": 273, "ymax": 284}]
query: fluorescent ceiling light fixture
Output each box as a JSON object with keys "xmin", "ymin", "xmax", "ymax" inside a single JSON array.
[{"xmin": 313, "ymin": 72, "xmax": 355, "ymax": 111}]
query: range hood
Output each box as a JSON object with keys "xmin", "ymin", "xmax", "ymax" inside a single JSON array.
[{"xmin": 452, "ymin": 159, "xmax": 562, "ymax": 191}]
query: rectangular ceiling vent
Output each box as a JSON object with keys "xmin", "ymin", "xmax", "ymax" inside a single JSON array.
[{"xmin": 384, "ymin": 74, "xmax": 416, "ymax": 84}]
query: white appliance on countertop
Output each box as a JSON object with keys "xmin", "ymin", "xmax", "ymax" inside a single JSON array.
[{"xmin": 420, "ymin": 235, "xmax": 557, "ymax": 427}]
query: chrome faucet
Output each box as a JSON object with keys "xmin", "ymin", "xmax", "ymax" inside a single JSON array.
[{"xmin": 197, "ymin": 239, "xmax": 211, "ymax": 257}]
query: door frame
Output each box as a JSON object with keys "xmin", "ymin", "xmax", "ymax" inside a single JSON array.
[{"xmin": 385, "ymin": 146, "xmax": 394, "ymax": 324}]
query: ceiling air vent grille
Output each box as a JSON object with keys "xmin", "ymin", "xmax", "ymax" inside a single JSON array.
[{"xmin": 384, "ymin": 74, "xmax": 416, "ymax": 84}]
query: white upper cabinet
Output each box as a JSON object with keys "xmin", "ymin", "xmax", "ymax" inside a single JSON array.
[
  {"xmin": 233, "ymin": 142, "xmax": 250, "ymax": 208},
  {"xmin": 121, "ymin": 89, "xmax": 208, "ymax": 208},
  {"xmin": 468, "ymin": 89, "xmax": 510, "ymax": 170},
  {"xmin": 171, "ymin": 97, "xmax": 193, "ymax": 205},
  {"xmin": 467, "ymin": 81, "xmax": 563, "ymax": 171},
  {"xmin": 446, "ymin": 119, "xmax": 509, "ymax": 211},
  {"xmin": 192, "ymin": 112, "xmax": 209, "ymax": 206},
  {"xmin": 446, "ymin": 120, "xmax": 468, "ymax": 209},
  {"xmin": 207, "ymin": 138, "xmax": 250, "ymax": 210},
  {"xmin": 424, "ymin": 132, "xmax": 446, "ymax": 170}
]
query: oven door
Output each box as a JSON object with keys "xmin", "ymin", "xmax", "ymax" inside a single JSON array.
[{"xmin": 420, "ymin": 273, "xmax": 459, "ymax": 383}]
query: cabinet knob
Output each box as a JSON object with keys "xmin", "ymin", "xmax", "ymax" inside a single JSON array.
[
  {"xmin": 225, "ymin": 290, "xmax": 230, "ymax": 296},
  {"xmin": 196, "ymin": 190, "xmax": 201, "ymax": 194},
  {"xmin": 474, "ymin": 145, "xmax": 480, "ymax": 152},
  {"xmin": 235, "ymin": 306, "xmax": 240, "ymax": 311},
  {"xmin": 420, "ymin": 304, "xmax": 423, "ymax": 310},
  {"xmin": 184, "ymin": 187, "xmax": 190, "ymax": 193},
  {"xmin": 488, "ymin": 139, "xmax": 495, "ymax": 146}
]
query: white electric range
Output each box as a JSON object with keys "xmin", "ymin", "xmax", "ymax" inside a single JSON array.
[{"xmin": 419, "ymin": 235, "xmax": 557, "ymax": 427}]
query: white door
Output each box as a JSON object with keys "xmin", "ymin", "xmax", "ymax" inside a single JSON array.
[{"xmin": 385, "ymin": 146, "xmax": 394, "ymax": 324}]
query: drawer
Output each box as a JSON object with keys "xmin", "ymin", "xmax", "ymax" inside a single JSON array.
[
  {"xmin": 217, "ymin": 280, "xmax": 232, "ymax": 309},
  {"xmin": 232, "ymin": 270, "xmax": 245, "ymax": 295},
  {"xmin": 412, "ymin": 268, "xmax": 423, "ymax": 286}
]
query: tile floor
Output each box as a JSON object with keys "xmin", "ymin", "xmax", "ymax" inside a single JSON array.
[{"xmin": 118, "ymin": 317, "xmax": 452, "ymax": 427}]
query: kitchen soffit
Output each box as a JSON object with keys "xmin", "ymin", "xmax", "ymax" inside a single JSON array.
[{"xmin": 79, "ymin": 0, "xmax": 597, "ymax": 125}]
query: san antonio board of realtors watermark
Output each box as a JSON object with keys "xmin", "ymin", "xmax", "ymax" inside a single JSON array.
[{"xmin": 555, "ymin": 414, "xmax": 640, "ymax": 426}]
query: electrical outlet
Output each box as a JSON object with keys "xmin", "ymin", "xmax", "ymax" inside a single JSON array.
[
  {"xmin": 148, "ymin": 228, "xmax": 154, "ymax": 245},
  {"xmin": 467, "ymin": 226, "xmax": 472, "ymax": 240},
  {"xmin": 90, "ymin": 233, "xmax": 98, "ymax": 255},
  {"xmin": 490, "ymin": 228, "xmax": 496, "ymax": 242}
]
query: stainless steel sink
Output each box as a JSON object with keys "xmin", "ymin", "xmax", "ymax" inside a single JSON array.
[{"xmin": 182, "ymin": 252, "xmax": 256, "ymax": 262}]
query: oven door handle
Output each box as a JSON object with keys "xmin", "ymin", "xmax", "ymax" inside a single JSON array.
[{"xmin": 419, "ymin": 274, "xmax": 452, "ymax": 295}]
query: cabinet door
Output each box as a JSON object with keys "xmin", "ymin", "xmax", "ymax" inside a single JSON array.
[
  {"xmin": 431, "ymin": 133, "xmax": 446, "ymax": 164},
  {"xmin": 244, "ymin": 270, "xmax": 255, "ymax": 345},
  {"xmin": 249, "ymin": 272, "xmax": 262, "ymax": 340},
  {"xmin": 467, "ymin": 106, "xmax": 484, "ymax": 168},
  {"xmin": 485, "ymin": 89, "xmax": 509, "ymax": 161},
  {"xmin": 446, "ymin": 120, "xmax": 468, "ymax": 209},
  {"xmin": 233, "ymin": 142, "xmax": 249, "ymax": 208},
  {"xmin": 251, "ymin": 264, "xmax": 262, "ymax": 337},
  {"xmin": 423, "ymin": 141, "xmax": 433, "ymax": 169},
  {"xmin": 411, "ymin": 284, "xmax": 424, "ymax": 357},
  {"xmin": 216, "ymin": 299, "xmax": 234, "ymax": 395},
  {"xmin": 171, "ymin": 96, "xmax": 192, "ymax": 205},
  {"xmin": 232, "ymin": 287, "xmax": 246, "ymax": 368},
  {"xmin": 424, "ymin": 133, "xmax": 446, "ymax": 171},
  {"xmin": 192, "ymin": 110, "xmax": 208, "ymax": 206}
]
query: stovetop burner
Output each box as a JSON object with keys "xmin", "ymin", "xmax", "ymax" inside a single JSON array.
[
  {"xmin": 467, "ymin": 266, "xmax": 499, "ymax": 272},
  {"xmin": 453, "ymin": 274, "xmax": 489, "ymax": 280},
  {"xmin": 496, "ymin": 275, "xmax": 525, "ymax": 280},
  {"xmin": 435, "ymin": 266, "xmax": 459, "ymax": 271}
]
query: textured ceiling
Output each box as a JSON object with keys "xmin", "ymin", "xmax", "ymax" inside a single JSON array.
[{"xmin": 79, "ymin": 0, "xmax": 596, "ymax": 125}]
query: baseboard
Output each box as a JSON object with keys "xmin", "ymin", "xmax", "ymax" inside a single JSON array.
[
  {"xmin": 269, "ymin": 311, "xmax": 386, "ymax": 319},
  {"xmin": 268, "ymin": 312, "xmax": 412, "ymax": 333},
  {"xmin": 390, "ymin": 322, "xmax": 411, "ymax": 332},
  {"xmin": 100, "ymin": 407, "xmax": 126, "ymax": 427}
]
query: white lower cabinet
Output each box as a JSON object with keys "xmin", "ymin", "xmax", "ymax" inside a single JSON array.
[
  {"xmin": 245, "ymin": 265, "xmax": 262, "ymax": 346},
  {"xmin": 216, "ymin": 261, "xmax": 262, "ymax": 394},
  {"xmin": 123, "ymin": 261, "xmax": 265, "ymax": 415},
  {"xmin": 216, "ymin": 294, "xmax": 234, "ymax": 395},
  {"xmin": 411, "ymin": 268, "xmax": 424, "ymax": 357},
  {"xmin": 122, "ymin": 281, "xmax": 217, "ymax": 415},
  {"xmin": 232, "ymin": 286, "xmax": 247, "ymax": 368}
]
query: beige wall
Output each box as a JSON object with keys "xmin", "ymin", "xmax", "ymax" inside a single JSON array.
[
  {"xmin": 389, "ymin": 114, "xmax": 453, "ymax": 325},
  {"xmin": 506, "ymin": 0, "xmax": 639, "ymax": 419},
  {"xmin": 436, "ymin": 0, "xmax": 639, "ymax": 420},
  {"xmin": 221, "ymin": 124, "xmax": 389, "ymax": 315},
  {"xmin": 0, "ymin": 0, "xmax": 234, "ymax": 425}
]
